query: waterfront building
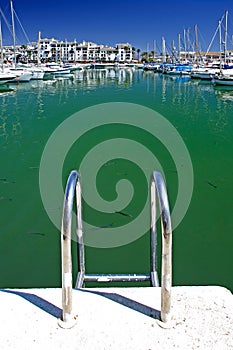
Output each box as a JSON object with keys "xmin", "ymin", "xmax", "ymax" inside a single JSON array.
[
  {"xmin": 4, "ymin": 36, "xmax": 233, "ymax": 65},
  {"xmin": 3, "ymin": 36, "xmax": 134, "ymax": 63}
]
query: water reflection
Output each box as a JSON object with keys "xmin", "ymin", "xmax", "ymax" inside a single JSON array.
[
  {"xmin": 73, "ymin": 67, "xmax": 136, "ymax": 88},
  {"xmin": 151, "ymin": 73, "xmax": 213, "ymax": 114},
  {"xmin": 0, "ymin": 93, "xmax": 22, "ymax": 143},
  {"xmin": 214, "ymin": 85, "xmax": 233, "ymax": 102},
  {"xmin": 0, "ymin": 68, "xmax": 137, "ymax": 96},
  {"xmin": 0, "ymin": 114, "xmax": 7, "ymax": 140},
  {"xmin": 1, "ymin": 69, "xmax": 232, "ymax": 140}
]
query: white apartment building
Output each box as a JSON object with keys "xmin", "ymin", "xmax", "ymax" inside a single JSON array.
[{"xmin": 23, "ymin": 38, "xmax": 133, "ymax": 63}]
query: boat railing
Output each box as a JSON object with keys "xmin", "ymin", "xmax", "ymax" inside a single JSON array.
[{"xmin": 59, "ymin": 169, "xmax": 172, "ymax": 327}]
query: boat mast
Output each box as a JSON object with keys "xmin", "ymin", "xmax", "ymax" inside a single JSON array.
[
  {"xmin": 186, "ymin": 28, "xmax": 190, "ymax": 61},
  {"xmin": 183, "ymin": 29, "xmax": 187, "ymax": 62},
  {"xmin": 147, "ymin": 42, "xmax": 149, "ymax": 61},
  {"xmin": 153, "ymin": 39, "xmax": 156, "ymax": 60},
  {"xmin": 224, "ymin": 10, "xmax": 228, "ymax": 65},
  {"xmin": 178, "ymin": 33, "xmax": 181, "ymax": 63},
  {"xmin": 162, "ymin": 37, "xmax": 166, "ymax": 62},
  {"xmin": 219, "ymin": 19, "xmax": 222, "ymax": 68},
  {"xmin": 0, "ymin": 17, "xmax": 4, "ymax": 71},
  {"xmin": 10, "ymin": 0, "xmax": 16, "ymax": 66},
  {"xmin": 171, "ymin": 40, "xmax": 175, "ymax": 63},
  {"xmin": 37, "ymin": 31, "xmax": 41, "ymax": 66},
  {"xmin": 194, "ymin": 24, "xmax": 199, "ymax": 63}
]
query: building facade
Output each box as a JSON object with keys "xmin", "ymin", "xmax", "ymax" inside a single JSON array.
[{"xmin": 5, "ymin": 37, "xmax": 134, "ymax": 63}]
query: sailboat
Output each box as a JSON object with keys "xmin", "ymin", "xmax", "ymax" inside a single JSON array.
[
  {"xmin": 17, "ymin": 31, "xmax": 45, "ymax": 80},
  {"xmin": 191, "ymin": 12, "xmax": 231, "ymax": 80},
  {"xmin": 5, "ymin": 0, "xmax": 32, "ymax": 82},
  {"xmin": 212, "ymin": 10, "xmax": 233, "ymax": 86},
  {"xmin": 0, "ymin": 16, "xmax": 16, "ymax": 84},
  {"xmin": 213, "ymin": 74, "xmax": 233, "ymax": 86},
  {"xmin": 191, "ymin": 22, "xmax": 220, "ymax": 80}
]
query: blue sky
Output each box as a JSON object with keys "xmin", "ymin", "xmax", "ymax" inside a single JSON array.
[{"xmin": 1, "ymin": 0, "xmax": 233, "ymax": 53}]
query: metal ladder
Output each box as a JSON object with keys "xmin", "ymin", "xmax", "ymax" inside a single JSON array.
[{"xmin": 60, "ymin": 170, "xmax": 172, "ymax": 325}]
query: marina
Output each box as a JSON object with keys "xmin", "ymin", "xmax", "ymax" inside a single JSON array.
[
  {"xmin": 0, "ymin": 0, "xmax": 233, "ymax": 348},
  {"xmin": 1, "ymin": 3, "xmax": 233, "ymax": 86},
  {"xmin": 0, "ymin": 68, "xmax": 232, "ymax": 291}
]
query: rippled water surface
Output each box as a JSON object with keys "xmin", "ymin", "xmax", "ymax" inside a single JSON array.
[{"xmin": 0, "ymin": 69, "xmax": 232, "ymax": 290}]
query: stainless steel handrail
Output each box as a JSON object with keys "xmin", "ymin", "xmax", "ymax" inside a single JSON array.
[
  {"xmin": 75, "ymin": 171, "xmax": 85, "ymax": 289},
  {"xmin": 60, "ymin": 169, "xmax": 172, "ymax": 326},
  {"xmin": 151, "ymin": 171, "xmax": 172, "ymax": 323},
  {"xmin": 59, "ymin": 170, "xmax": 83, "ymax": 328}
]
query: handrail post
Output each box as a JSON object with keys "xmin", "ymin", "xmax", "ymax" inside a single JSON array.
[
  {"xmin": 151, "ymin": 171, "xmax": 172, "ymax": 323},
  {"xmin": 75, "ymin": 177, "xmax": 85, "ymax": 288},
  {"xmin": 58, "ymin": 170, "xmax": 79, "ymax": 328},
  {"xmin": 150, "ymin": 179, "xmax": 160, "ymax": 287}
]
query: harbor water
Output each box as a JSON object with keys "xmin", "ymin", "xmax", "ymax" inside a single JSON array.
[{"xmin": 0, "ymin": 69, "xmax": 232, "ymax": 291}]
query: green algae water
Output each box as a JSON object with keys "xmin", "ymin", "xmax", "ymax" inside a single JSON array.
[{"xmin": 0, "ymin": 69, "xmax": 232, "ymax": 291}]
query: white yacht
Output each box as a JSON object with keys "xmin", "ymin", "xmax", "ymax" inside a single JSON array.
[
  {"xmin": 6, "ymin": 67, "xmax": 32, "ymax": 82},
  {"xmin": 0, "ymin": 71, "xmax": 16, "ymax": 84}
]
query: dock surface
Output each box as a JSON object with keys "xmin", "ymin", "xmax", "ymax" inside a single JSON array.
[{"xmin": 0, "ymin": 286, "xmax": 232, "ymax": 349}]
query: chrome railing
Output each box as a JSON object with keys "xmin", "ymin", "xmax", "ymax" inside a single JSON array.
[
  {"xmin": 151, "ymin": 171, "xmax": 172, "ymax": 323},
  {"xmin": 60, "ymin": 170, "xmax": 172, "ymax": 325},
  {"xmin": 59, "ymin": 170, "xmax": 82, "ymax": 328}
]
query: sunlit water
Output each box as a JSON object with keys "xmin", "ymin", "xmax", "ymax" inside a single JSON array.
[{"xmin": 0, "ymin": 69, "xmax": 232, "ymax": 290}]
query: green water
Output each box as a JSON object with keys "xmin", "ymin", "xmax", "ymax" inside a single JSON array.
[{"xmin": 0, "ymin": 70, "xmax": 232, "ymax": 290}]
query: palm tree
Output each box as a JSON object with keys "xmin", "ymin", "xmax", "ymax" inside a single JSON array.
[
  {"xmin": 137, "ymin": 48, "xmax": 141, "ymax": 62},
  {"xmin": 132, "ymin": 46, "xmax": 136, "ymax": 60},
  {"xmin": 151, "ymin": 50, "xmax": 155, "ymax": 61},
  {"xmin": 141, "ymin": 51, "xmax": 148, "ymax": 62}
]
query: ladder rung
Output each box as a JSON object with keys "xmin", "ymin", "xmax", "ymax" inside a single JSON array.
[{"xmin": 83, "ymin": 274, "xmax": 151, "ymax": 283}]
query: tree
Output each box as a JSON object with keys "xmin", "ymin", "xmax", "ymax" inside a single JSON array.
[
  {"xmin": 141, "ymin": 51, "xmax": 148, "ymax": 62},
  {"xmin": 132, "ymin": 46, "xmax": 136, "ymax": 59},
  {"xmin": 137, "ymin": 48, "xmax": 141, "ymax": 62}
]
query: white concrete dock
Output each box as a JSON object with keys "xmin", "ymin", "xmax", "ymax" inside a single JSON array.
[{"xmin": 0, "ymin": 286, "xmax": 232, "ymax": 349}]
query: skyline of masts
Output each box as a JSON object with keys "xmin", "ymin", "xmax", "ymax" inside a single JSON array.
[{"xmin": 144, "ymin": 10, "xmax": 232, "ymax": 62}]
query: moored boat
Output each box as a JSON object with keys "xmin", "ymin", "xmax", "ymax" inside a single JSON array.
[
  {"xmin": 143, "ymin": 63, "xmax": 161, "ymax": 72},
  {"xmin": 6, "ymin": 68, "xmax": 32, "ymax": 82},
  {"xmin": 63, "ymin": 63, "xmax": 84, "ymax": 71},
  {"xmin": 16, "ymin": 63, "xmax": 45, "ymax": 80},
  {"xmin": 30, "ymin": 69, "xmax": 45, "ymax": 80},
  {"xmin": 51, "ymin": 67, "xmax": 71, "ymax": 77},
  {"xmin": 134, "ymin": 63, "xmax": 144, "ymax": 69},
  {"xmin": 90, "ymin": 63, "xmax": 108, "ymax": 69},
  {"xmin": 0, "ymin": 71, "xmax": 16, "ymax": 84},
  {"xmin": 213, "ymin": 74, "xmax": 233, "ymax": 86},
  {"xmin": 0, "ymin": 11, "xmax": 17, "ymax": 84},
  {"xmin": 191, "ymin": 67, "xmax": 219, "ymax": 80},
  {"xmin": 163, "ymin": 63, "xmax": 193, "ymax": 76}
]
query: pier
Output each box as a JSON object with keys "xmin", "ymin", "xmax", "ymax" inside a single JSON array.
[{"xmin": 1, "ymin": 286, "xmax": 233, "ymax": 349}]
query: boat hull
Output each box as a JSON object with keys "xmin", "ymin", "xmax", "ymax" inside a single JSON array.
[
  {"xmin": 191, "ymin": 68, "xmax": 219, "ymax": 80},
  {"xmin": 0, "ymin": 73, "xmax": 16, "ymax": 85},
  {"xmin": 166, "ymin": 70, "xmax": 190, "ymax": 76},
  {"xmin": 51, "ymin": 68, "xmax": 71, "ymax": 77},
  {"xmin": 11, "ymin": 73, "xmax": 32, "ymax": 82},
  {"xmin": 213, "ymin": 78, "xmax": 233, "ymax": 86},
  {"xmin": 31, "ymin": 71, "xmax": 45, "ymax": 80}
]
